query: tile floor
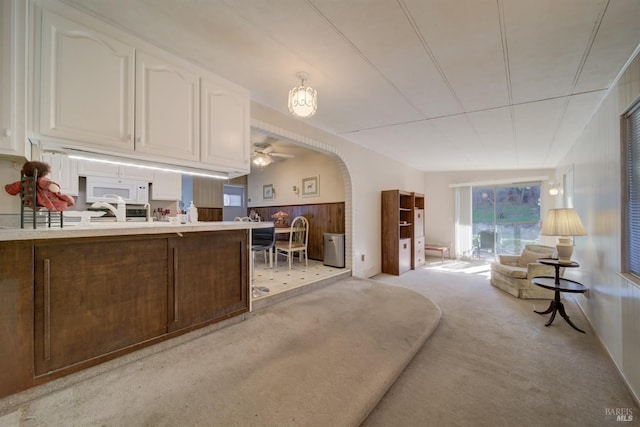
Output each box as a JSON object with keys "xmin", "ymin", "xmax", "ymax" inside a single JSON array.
[
  {"xmin": 251, "ymin": 253, "xmax": 350, "ymax": 301},
  {"xmin": 250, "ymin": 255, "xmax": 490, "ymax": 307}
]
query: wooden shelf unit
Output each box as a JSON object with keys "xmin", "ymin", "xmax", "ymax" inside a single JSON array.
[
  {"xmin": 413, "ymin": 193, "xmax": 425, "ymax": 268},
  {"xmin": 382, "ymin": 190, "xmax": 425, "ymax": 275}
]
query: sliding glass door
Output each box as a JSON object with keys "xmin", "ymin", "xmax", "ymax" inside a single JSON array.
[{"xmin": 472, "ymin": 183, "xmax": 542, "ymax": 258}]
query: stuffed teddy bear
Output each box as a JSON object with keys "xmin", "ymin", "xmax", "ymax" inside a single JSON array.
[{"xmin": 4, "ymin": 160, "xmax": 75, "ymax": 211}]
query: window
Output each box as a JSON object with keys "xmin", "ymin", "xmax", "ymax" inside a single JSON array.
[
  {"xmin": 623, "ymin": 102, "xmax": 640, "ymax": 279},
  {"xmin": 472, "ymin": 184, "xmax": 541, "ymax": 257},
  {"xmin": 223, "ymin": 194, "xmax": 242, "ymax": 207}
]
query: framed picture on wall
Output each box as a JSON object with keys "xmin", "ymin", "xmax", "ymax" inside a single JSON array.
[
  {"xmin": 302, "ymin": 176, "xmax": 319, "ymax": 197},
  {"xmin": 263, "ymin": 184, "xmax": 274, "ymax": 200}
]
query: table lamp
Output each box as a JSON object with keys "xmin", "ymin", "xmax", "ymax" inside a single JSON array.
[{"xmin": 540, "ymin": 208, "xmax": 586, "ymax": 263}]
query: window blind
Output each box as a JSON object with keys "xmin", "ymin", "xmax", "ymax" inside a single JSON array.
[{"xmin": 626, "ymin": 103, "xmax": 640, "ymax": 277}]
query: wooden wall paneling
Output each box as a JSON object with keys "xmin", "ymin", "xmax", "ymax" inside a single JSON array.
[
  {"xmin": 193, "ymin": 176, "xmax": 223, "ymax": 208},
  {"xmin": 197, "ymin": 207, "xmax": 223, "ymax": 221},
  {"xmin": 252, "ymin": 202, "xmax": 345, "ymax": 260}
]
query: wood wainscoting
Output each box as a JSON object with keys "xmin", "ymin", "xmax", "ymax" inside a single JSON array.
[
  {"xmin": 253, "ymin": 202, "xmax": 345, "ymax": 260},
  {"xmin": 197, "ymin": 207, "xmax": 223, "ymax": 221}
]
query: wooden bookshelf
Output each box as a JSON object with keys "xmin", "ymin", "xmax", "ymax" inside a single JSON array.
[
  {"xmin": 381, "ymin": 190, "xmax": 426, "ymax": 274},
  {"xmin": 413, "ymin": 192, "xmax": 425, "ymax": 268}
]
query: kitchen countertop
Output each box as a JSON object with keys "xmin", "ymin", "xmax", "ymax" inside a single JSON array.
[{"xmin": 0, "ymin": 221, "xmax": 274, "ymax": 242}]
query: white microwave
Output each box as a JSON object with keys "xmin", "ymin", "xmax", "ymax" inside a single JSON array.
[{"xmin": 85, "ymin": 176, "xmax": 149, "ymax": 205}]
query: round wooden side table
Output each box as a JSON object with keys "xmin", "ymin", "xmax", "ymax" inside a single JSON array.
[{"xmin": 532, "ymin": 258, "xmax": 587, "ymax": 333}]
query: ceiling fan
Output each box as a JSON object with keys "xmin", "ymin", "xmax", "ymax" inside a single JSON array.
[{"xmin": 251, "ymin": 142, "xmax": 295, "ymax": 167}]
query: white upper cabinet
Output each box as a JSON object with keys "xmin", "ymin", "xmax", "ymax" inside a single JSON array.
[
  {"xmin": 41, "ymin": 152, "xmax": 79, "ymax": 196},
  {"xmin": 38, "ymin": 9, "xmax": 135, "ymax": 151},
  {"xmin": 200, "ymin": 74, "xmax": 250, "ymax": 174},
  {"xmin": 0, "ymin": 0, "xmax": 27, "ymax": 158},
  {"xmin": 31, "ymin": 1, "xmax": 250, "ymax": 177},
  {"xmin": 77, "ymin": 160, "xmax": 153, "ymax": 181},
  {"xmin": 151, "ymin": 171, "xmax": 182, "ymax": 201},
  {"xmin": 135, "ymin": 51, "xmax": 200, "ymax": 162}
]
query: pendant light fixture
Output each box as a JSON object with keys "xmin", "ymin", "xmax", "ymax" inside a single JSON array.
[{"xmin": 288, "ymin": 72, "xmax": 317, "ymax": 118}]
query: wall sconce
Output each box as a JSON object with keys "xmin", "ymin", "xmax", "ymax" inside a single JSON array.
[{"xmin": 548, "ymin": 180, "xmax": 560, "ymax": 196}]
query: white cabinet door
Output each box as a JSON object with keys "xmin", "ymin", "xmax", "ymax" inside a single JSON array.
[
  {"xmin": 41, "ymin": 152, "xmax": 79, "ymax": 196},
  {"xmin": 200, "ymin": 75, "xmax": 250, "ymax": 174},
  {"xmin": 135, "ymin": 51, "xmax": 199, "ymax": 162},
  {"xmin": 39, "ymin": 9, "xmax": 135, "ymax": 151},
  {"xmin": 0, "ymin": 0, "xmax": 26, "ymax": 157},
  {"xmin": 77, "ymin": 160, "xmax": 152, "ymax": 181},
  {"xmin": 0, "ymin": 0, "xmax": 11, "ymax": 154},
  {"xmin": 119, "ymin": 166, "xmax": 153, "ymax": 181},
  {"xmin": 151, "ymin": 171, "xmax": 182, "ymax": 201},
  {"xmin": 77, "ymin": 160, "xmax": 119, "ymax": 178}
]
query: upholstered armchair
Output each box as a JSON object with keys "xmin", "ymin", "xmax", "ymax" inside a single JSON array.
[{"xmin": 490, "ymin": 245, "xmax": 560, "ymax": 299}]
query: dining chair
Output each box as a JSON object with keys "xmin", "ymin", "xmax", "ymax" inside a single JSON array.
[
  {"xmin": 251, "ymin": 226, "xmax": 275, "ymax": 296},
  {"xmin": 275, "ymin": 216, "xmax": 309, "ymax": 270}
]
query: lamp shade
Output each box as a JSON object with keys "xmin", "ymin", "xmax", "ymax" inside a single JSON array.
[
  {"xmin": 540, "ymin": 208, "xmax": 586, "ymax": 237},
  {"xmin": 541, "ymin": 208, "xmax": 586, "ymax": 263}
]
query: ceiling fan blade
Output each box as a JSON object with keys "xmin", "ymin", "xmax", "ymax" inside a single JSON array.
[
  {"xmin": 270, "ymin": 152, "xmax": 295, "ymax": 158},
  {"xmin": 262, "ymin": 146, "xmax": 275, "ymax": 154}
]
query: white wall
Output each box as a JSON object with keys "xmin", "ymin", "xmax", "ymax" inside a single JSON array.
[
  {"xmin": 423, "ymin": 168, "xmax": 556, "ymax": 254},
  {"xmin": 250, "ymin": 102, "xmax": 425, "ymax": 278},
  {"xmin": 247, "ymin": 150, "xmax": 344, "ymax": 207},
  {"xmin": 558, "ymin": 48, "xmax": 640, "ymax": 403},
  {"xmin": 0, "ymin": 159, "xmax": 22, "ymax": 214}
]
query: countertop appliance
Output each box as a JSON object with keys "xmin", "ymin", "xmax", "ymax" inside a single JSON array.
[{"xmin": 85, "ymin": 176, "xmax": 149, "ymax": 205}]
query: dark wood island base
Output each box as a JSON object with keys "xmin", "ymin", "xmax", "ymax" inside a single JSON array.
[{"xmin": 0, "ymin": 223, "xmax": 260, "ymax": 399}]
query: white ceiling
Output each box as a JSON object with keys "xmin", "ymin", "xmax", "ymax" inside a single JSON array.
[{"xmin": 61, "ymin": 0, "xmax": 640, "ymax": 172}]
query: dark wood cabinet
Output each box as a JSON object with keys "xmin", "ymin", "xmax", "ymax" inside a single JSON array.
[
  {"xmin": 33, "ymin": 236, "xmax": 169, "ymax": 376},
  {"xmin": 168, "ymin": 230, "xmax": 248, "ymax": 332},
  {"xmin": 381, "ymin": 190, "xmax": 425, "ymax": 274},
  {"xmin": 413, "ymin": 194, "xmax": 425, "ymax": 268},
  {"xmin": 382, "ymin": 190, "xmax": 413, "ymax": 275},
  {"xmin": 0, "ymin": 241, "xmax": 34, "ymax": 398},
  {"xmin": 0, "ymin": 228, "xmax": 250, "ymax": 399}
]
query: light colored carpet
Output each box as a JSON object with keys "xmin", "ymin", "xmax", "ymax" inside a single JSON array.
[
  {"xmin": 0, "ymin": 277, "xmax": 441, "ymax": 427},
  {"xmin": 364, "ymin": 264, "xmax": 640, "ymax": 427}
]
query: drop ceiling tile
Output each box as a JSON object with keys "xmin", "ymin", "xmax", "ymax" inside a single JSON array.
[
  {"xmin": 504, "ymin": 0, "xmax": 609, "ymax": 103},
  {"xmin": 550, "ymin": 90, "xmax": 606, "ymax": 161},
  {"xmin": 513, "ymin": 97, "xmax": 567, "ymax": 164},
  {"xmin": 404, "ymin": 0, "xmax": 510, "ymax": 111},
  {"xmin": 574, "ymin": 0, "xmax": 640, "ymax": 93},
  {"xmin": 310, "ymin": 0, "xmax": 462, "ymax": 119},
  {"xmin": 467, "ymin": 107, "xmax": 517, "ymax": 159}
]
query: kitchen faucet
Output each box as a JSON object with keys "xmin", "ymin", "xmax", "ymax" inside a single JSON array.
[
  {"xmin": 144, "ymin": 203, "xmax": 151, "ymax": 222},
  {"xmin": 91, "ymin": 196, "xmax": 126, "ymax": 222}
]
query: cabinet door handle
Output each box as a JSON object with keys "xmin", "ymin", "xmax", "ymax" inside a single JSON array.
[
  {"xmin": 43, "ymin": 259, "xmax": 51, "ymax": 361},
  {"xmin": 173, "ymin": 247, "xmax": 179, "ymax": 322}
]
